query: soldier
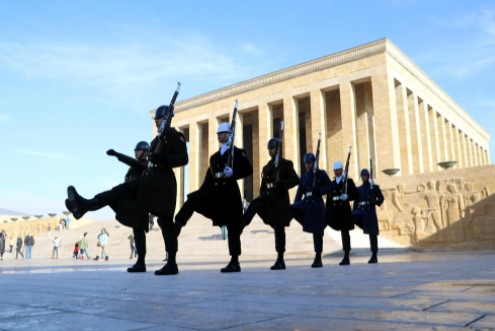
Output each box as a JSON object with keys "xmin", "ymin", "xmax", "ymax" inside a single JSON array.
[
  {"xmin": 175, "ymin": 122, "xmax": 253, "ymax": 273},
  {"xmin": 326, "ymin": 160, "xmax": 358, "ymax": 265},
  {"xmin": 106, "ymin": 140, "xmax": 149, "ymax": 272},
  {"xmin": 65, "ymin": 105, "xmax": 188, "ymax": 275},
  {"xmin": 243, "ymin": 138, "xmax": 299, "ymax": 270},
  {"xmin": 352, "ymin": 169, "xmax": 385, "ymax": 263},
  {"xmin": 291, "ymin": 153, "xmax": 333, "ymax": 268}
]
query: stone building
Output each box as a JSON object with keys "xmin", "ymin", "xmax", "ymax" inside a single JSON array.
[{"xmin": 158, "ymin": 38, "xmax": 494, "ymax": 249}]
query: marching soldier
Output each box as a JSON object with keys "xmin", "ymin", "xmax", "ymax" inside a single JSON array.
[
  {"xmin": 326, "ymin": 160, "xmax": 358, "ymax": 265},
  {"xmin": 175, "ymin": 122, "xmax": 253, "ymax": 273},
  {"xmin": 291, "ymin": 153, "xmax": 333, "ymax": 268},
  {"xmin": 65, "ymin": 105, "xmax": 188, "ymax": 275},
  {"xmin": 243, "ymin": 138, "xmax": 299, "ymax": 270},
  {"xmin": 353, "ymin": 169, "xmax": 384, "ymax": 263},
  {"xmin": 106, "ymin": 140, "xmax": 149, "ymax": 272}
]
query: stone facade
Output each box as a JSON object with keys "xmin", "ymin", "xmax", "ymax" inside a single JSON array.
[{"xmin": 157, "ymin": 38, "xmax": 492, "ymax": 249}]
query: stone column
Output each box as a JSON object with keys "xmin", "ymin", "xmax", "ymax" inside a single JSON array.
[
  {"xmin": 310, "ymin": 89, "xmax": 328, "ymax": 171},
  {"xmin": 468, "ymin": 138, "xmax": 474, "ymax": 167},
  {"xmin": 189, "ymin": 121, "xmax": 200, "ymax": 191},
  {"xmin": 371, "ymin": 74, "xmax": 401, "ymax": 177},
  {"xmin": 208, "ymin": 116, "xmax": 219, "ymax": 160},
  {"xmin": 421, "ymin": 102, "xmax": 434, "ymax": 172},
  {"xmin": 339, "ymin": 81, "xmax": 358, "ymax": 179},
  {"xmin": 455, "ymin": 128, "xmax": 463, "ymax": 168},
  {"xmin": 410, "ymin": 92, "xmax": 424, "ymax": 173},
  {"xmin": 461, "ymin": 133, "xmax": 469, "ymax": 168},
  {"xmin": 283, "ymin": 96, "xmax": 301, "ymax": 175},
  {"xmin": 235, "ymin": 112, "xmax": 245, "ymax": 196},
  {"xmin": 438, "ymin": 115, "xmax": 448, "ymax": 161},
  {"xmin": 258, "ymin": 101, "xmax": 272, "ymax": 171},
  {"xmin": 396, "ymin": 83, "xmax": 413, "ymax": 175},
  {"xmin": 429, "ymin": 108, "xmax": 441, "ymax": 169}
]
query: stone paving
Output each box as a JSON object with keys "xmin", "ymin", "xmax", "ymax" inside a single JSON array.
[{"xmin": 1, "ymin": 250, "xmax": 494, "ymax": 330}]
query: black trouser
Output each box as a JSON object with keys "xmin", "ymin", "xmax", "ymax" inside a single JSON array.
[
  {"xmin": 341, "ymin": 229, "xmax": 351, "ymax": 253},
  {"xmin": 175, "ymin": 199, "xmax": 194, "ymax": 226},
  {"xmin": 157, "ymin": 215, "xmax": 178, "ymax": 255},
  {"xmin": 243, "ymin": 197, "xmax": 265, "ymax": 225},
  {"xmin": 133, "ymin": 228, "xmax": 146, "ymax": 264},
  {"xmin": 274, "ymin": 225, "xmax": 286, "ymax": 253},
  {"xmin": 370, "ymin": 234, "xmax": 378, "ymax": 254},
  {"xmin": 313, "ymin": 234, "xmax": 323, "ymax": 253},
  {"xmin": 227, "ymin": 222, "xmax": 243, "ymax": 257}
]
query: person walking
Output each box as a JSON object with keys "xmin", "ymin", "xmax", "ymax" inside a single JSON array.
[
  {"xmin": 175, "ymin": 122, "xmax": 253, "ymax": 273},
  {"xmin": 326, "ymin": 160, "xmax": 358, "ymax": 266},
  {"xmin": 15, "ymin": 236, "xmax": 24, "ymax": 259},
  {"xmin": 24, "ymin": 233, "xmax": 35, "ymax": 259},
  {"xmin": 244, "ymin": 137, "xmax": 299, "ymax": 270},
  {"xmin": 78, "ymin": 232, "xmax": 91, "ymax": 259},
  {"xmin": 291, "ymin": 153, "xmax": 333, "ymax": 268},
  {"xmin": 353, "ymin": 168, "xmax": 385, "ymax": 263},
  {"xmin": 65, "ymin": 103, "xmax": 188, "ymax": 275},
  {"xmin": 51, "ymin": 235, "xmax": 61, "ymax": 259},
  {"xmin": 0, "ymin": 230, "xmax": 6, "ymax": 260}
]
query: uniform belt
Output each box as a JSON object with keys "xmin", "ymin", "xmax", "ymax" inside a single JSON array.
[
  {"xmin": 358, "ymin": 201, "xmax": 370, "ymax": 206},
  {"xmin": 305, "ymin": 192, "xmax": 313, "ymax": 197},
  {"xmin": 332, "ymin": 196, "xmax": 341, "ymax": 201},
  {"xmin": 266, "ymin": 183, "xmax": 275, "ymax": 189},
  {"xmin": 214, "ymin": 172, "xmax": 225, "ymax": 179},
  {"xmin": 152, "ymin": 164, "xmax": 165, "ymax": 168}
]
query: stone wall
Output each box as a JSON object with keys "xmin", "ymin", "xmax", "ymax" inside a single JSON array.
[{"xmin": 373, "ymin": 164, "xmax": 495, "ymax": 250}]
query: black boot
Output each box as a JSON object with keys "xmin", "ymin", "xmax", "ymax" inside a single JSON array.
[
  {"xmin": 93, "ymin": 256, "xmax": 99, "ymax": 261},
  {"xmin": 311, "ymin": 253, "xmax": 323, "ymax": 268},
  {"xmin": 127, "ymin": 261, "xmax": 146, "ymax": 273},
  {"xmin": 339, "ymin": 252, "xmax": 350, "ymax": 266},
  {"xmin": 368, "ymin": 253, "xmax": 378, "ymax": 264},
  {"xmin": 66, "ymin": 186, "xmax": 103, "ymax": 220},
  {"xmin": 155, "ymin": 252, "xmax": 178, "ymax": 275},
  {"xmin": 270, "ymin": 259, "xmax": 286, "ymax": 270},
  {"xmin": 221, "ymin": 257, "xmax": 241, "ymax": 273},
  {"xmin": 66, "ymin": 186, "xmax": 90, "ymax": 219},
  {"xmin": 154, "ymin": 263, "xmax": 178, "ymax": 275}
]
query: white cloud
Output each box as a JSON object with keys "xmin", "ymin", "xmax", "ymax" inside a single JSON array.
[
  {"xmin": 16, "ymin": 149, "xmax": 67, "ymax": 159},
  {"xmin": 0, "ymin": 34, "xmax": 260, "ymax": 102},
  {"xmin": 241, "ymin": 42, "xmax": 263, "ymax": 56}
]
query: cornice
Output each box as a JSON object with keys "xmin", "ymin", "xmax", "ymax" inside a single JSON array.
[{"xmin": 175, "ymin": 38, "xmax": 389, "ymax": 112}]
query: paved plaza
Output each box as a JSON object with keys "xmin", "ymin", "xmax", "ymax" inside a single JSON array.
[{"xmin": 1, "ymin": 249, "xmax": 494, "ymax": 330}]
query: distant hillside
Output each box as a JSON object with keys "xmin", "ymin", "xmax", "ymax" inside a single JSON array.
[{"xmin": 0, "ymin": 208, "xmax": 26, "ymax": 216}]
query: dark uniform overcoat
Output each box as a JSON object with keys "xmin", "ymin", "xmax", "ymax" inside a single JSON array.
[
  {"xmin": 249, "ymin": 157, "xmax": 299, "ymax": 227},
  {"xmin": 325, "ymin": 177, "xmax": 358, "ymax": 231},
  {"xmin": 352, "ymin": 181, "xmax": 384, "ymax": 235},
  {"xmin": 291, "ymin": 169, "xmax": 333, "ymax": 236},
  {"xmin": 110, "ymin": 128, "xmax": 188, "ymax": 230},
  {"xmin": 185, "ymin": 146, "xmax": 252, "ymax": 226}
]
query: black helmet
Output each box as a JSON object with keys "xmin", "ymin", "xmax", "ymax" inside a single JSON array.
[
  {"xmin": 360, "ymin": 168, "xmax": 370, "ymax": 177},
  {"xmin": 267, "ymin": 138, "xmax": 279, "ymax": 149},
  {"xmin": 154, "ymin": 105, "xmax": 169, "ymax": 120},
  {"xmin": 303, "ymin": 153, "xmax": 316, "ymax": 164},
  {"xmin": 134, "ymin": 141, "xmax": 150, "ymax": 151}
]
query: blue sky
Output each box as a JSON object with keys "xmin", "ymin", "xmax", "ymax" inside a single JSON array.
[{"xmin": 1, "ymin": 0, "xmax": 494, "ymax": 219}]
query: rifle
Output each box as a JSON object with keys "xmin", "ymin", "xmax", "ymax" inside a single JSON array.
[
  {"xmin": 369, "ymin": 158, "xmax": 374, "ymax": 206},
  {"xmin": 312, "ymin": 133, "xmax": 322, "ymax": 188},
  {"xmin": 226, "ymin": 100, "xmax": 238, "ymax": 169},
  {"xmin": 343, "ymin": 146, "xmax": 352, "ymax": 194},
  {"xmin": 152, "ymin": 82, "xmax": 181, "ymax": 155},
  {"xmin": 274, "ymin": 121, "xmax": 284, "ymax": 183}
]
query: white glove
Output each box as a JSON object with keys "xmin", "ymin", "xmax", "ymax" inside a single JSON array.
[
  {"xmin": 223, "ymin": 166, "xmax": 233, "ymax": 178},
  {"xmin": 340, "ymin": 194, "xmax": 348, "ymax": 201}
]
